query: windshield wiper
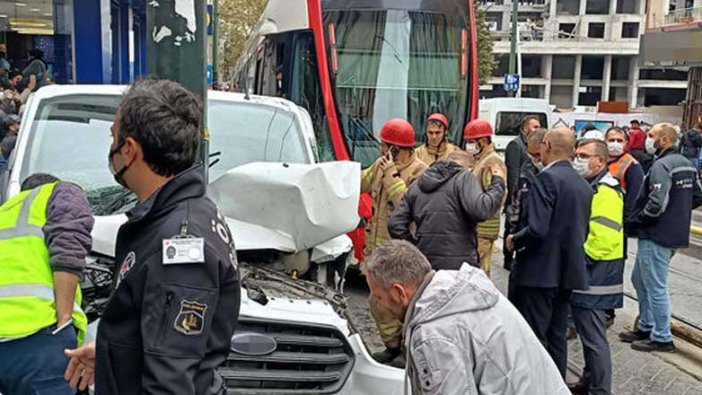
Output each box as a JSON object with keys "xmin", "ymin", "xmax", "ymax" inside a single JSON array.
[
  {"xmin": 209, "ymin": 151, "xmax": 222, "ymax": 169},
  {"xmin": 95, "ymin": 188, "xmax": 138, "ymax": 216}
]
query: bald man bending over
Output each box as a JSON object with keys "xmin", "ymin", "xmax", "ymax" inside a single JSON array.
[{"xmin": 506, "ymin": 128, "xmax": 593, "ymax": 377}]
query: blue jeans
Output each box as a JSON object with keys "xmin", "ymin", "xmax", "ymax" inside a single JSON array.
[
  {"xmin": 632, "ymin": 239, "xmax": 675, "ymax": 342},
  {"xmin": 0, "ymin": 324, "xmax": 77, "ymax": 395}
]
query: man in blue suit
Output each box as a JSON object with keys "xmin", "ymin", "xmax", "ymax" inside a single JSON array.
[{"xmin": 506, "ymin": 128, "xmax": 593, "ymax": 378}]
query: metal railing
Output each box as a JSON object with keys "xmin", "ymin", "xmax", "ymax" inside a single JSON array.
[{"xmin": 650, "ymin": 7, "xmax": 702, "ymax": 29}]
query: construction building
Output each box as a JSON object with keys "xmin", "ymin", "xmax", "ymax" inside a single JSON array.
[
  {"xmin": 479, "ymin": 0, "xmax": 690, "ymax": 109},
  {"xmin": 641, "ymin": 0, "xmax": 702, "ymax": 128}
]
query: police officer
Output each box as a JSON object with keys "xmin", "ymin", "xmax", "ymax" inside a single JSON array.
[
  {"xmin": 361, "ymin": 118, "xmax": 426, "ymax": 365},
  {"xmin": 0, "ymin": 174, "xmax": 93, "ymax": 395},
  {"xmin": 416, "ymin": 113, "xmax": 459, "ymax": 165},
  {"xmin": 569, "ymin": 139, "xmax": 625, "ymax": 395},
  {"xmin": 506, "ymin": 128, "xmax": 546, "ymax": 300},
  {"xmin": 64, "ymin": 79, "xmax": 240, "ymax": 394},
  {"xmin": 464, "ymin": 119, "xmax": 507, "ymax": 277}
]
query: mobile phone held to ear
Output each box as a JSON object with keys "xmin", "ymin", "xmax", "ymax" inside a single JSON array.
[{"xmin": 390, "ymin": 146, "xmax": 400, "ymax": 161}]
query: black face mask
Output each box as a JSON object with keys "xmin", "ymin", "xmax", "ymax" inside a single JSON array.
[{"xmin": 108, "ymin": 141, "xmax": 130, "ymax": 189}]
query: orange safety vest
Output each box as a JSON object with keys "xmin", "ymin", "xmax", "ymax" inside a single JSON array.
[{"xmin": 608, "ymin": 153, "xmax": 636, "ymax": 191}]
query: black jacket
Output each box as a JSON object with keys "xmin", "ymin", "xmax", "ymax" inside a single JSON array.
[
  {"xmin": 96, "ymin": 167, "xmax": 240, "ymax": 395},
  {"xmin": 504, "ymin": 133, "xmax": 529, "ymax": 206},
  {"xmin": 506, "ymin": 159, "xmax": 538, "ymax": 234},
  {"xmin": 627, "ymin": 148, "xmax": 702, "ymax": 248},
  {"xmin": 512, "ymin": 161, "xmax": 592, "ymax": 290},
  {"xmin": 680, "ymin": 128, "xmax": 702, "ymax": 159},
  {"xmin": 388, "ymin": 161, "xmax": 505, "ymax": 270}
]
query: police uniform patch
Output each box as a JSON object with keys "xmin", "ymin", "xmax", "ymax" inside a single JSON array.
[
  {"xmin": 116, "ymin": 252, "xmax": 136, "ymax": 287},
  {"xmin": 174, "ymin": 299, "xmax": 207, "ymax": 335}
]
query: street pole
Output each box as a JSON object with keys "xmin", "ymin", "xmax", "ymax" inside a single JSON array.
[
  {"xmin": 146, "ymin": 0, "xmax": 209, "ymax": 181},
  {"xmin": 508, "ymin": 0, "xmax": 518, "ymax": 97},
  {"xmin": 212, "ymin": 0, "xmax": 219, "ymax": 88}
]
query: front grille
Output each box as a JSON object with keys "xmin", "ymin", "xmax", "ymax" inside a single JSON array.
[{"xmin": 221, "ymin": 317, "xmax": 355, "ymax": 394}]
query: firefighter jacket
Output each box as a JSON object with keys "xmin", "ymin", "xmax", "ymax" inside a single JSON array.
[
  {"xmin": 571, "ymin": 170, "xmax": 625, "ymax": 310},
  {"xmin": 361, "ymin": 152, "xmax": 426, "ymax": 252},
  {"xmin": 472, "ymin": 143, "xmax": 507, "ymax": 240},
  {"xmin": 0, "ymin": 182, "xmax": 89, "ymax": 344},
  {"xmin": 416, "ymin": 141, "xmax": 460, "ymax": 166}
]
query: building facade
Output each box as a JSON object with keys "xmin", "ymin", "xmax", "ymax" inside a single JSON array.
[
  {"xmin": 480, "ymin": 0, "xmax": 689, "ymax": 109},
  {"xmin": 642, "ymin": 0, "xmax": 702, "ymax": 127},
  {"xmin": 0, "ymin": 0, "xmax": 148, "ymax": 85}
]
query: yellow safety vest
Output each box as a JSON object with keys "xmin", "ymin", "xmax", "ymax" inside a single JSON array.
[
  {"xmin": 0, "ymin": 182, "xmax": 88, "ymax": 344},
  {"xmin": 584, "ymin": 174, "xmax": 625, "ymax": 261}
]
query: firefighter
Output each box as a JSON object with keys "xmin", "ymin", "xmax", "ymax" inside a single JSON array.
[
  {"xmin": 464, "ymin": 119, "xmax": 507, "ymax": 277},
  {"xmin": 362, "ymin": 118, "xmax": 426, "ymax": 365},
  {"xmin": 416, "ymin": 113, "xmax": 459, "ymax": 165}
]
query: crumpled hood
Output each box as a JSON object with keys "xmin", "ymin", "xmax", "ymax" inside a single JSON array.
[
  {"xmin": 407, "ymin": 264, "xmax": 499, "ymax": 329},
  {"xmin": 208, "ymin": 162, "xmax": 361, "ymax": 252},
  {"xmin": 417, "ymin": 161, "xmax": 462, "ymax": 193}
]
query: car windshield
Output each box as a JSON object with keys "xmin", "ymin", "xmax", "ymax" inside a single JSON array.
[
  {"xmin": 208, "ymin": 100, "xmax": 310, "ymax": 182},
  {"xmin": 325, "ymin": 9, "xmax": 470, "ymax": 167},
  {"xmin": 20, "ymin": 94, "xmax": 311, "ymax": 214},
  {"xmin": 495, "ymin": 112, "xmax": 548, "ymax": 136}
]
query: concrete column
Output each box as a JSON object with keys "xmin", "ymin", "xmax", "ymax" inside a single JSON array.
[
  {"xmin": 543, "ymin": 54, "xmax": 553, "ymax": 102},
  {"xmin": 602, "ymin": 55, "xmax": 613, "ymax": 102},
  {"xmin": 502, "ymin": 0, "xmax": 512, "ymax": 32},
  {"xmin": 573, "ymin": 55, "xmax": 583, "ymax": 107},
  {"xmin": 580, "ymin": 0, "xmax": 587, "ymax": 15},
  {"xmin": 628, "ymin": 55, "xmax": 640, "ymax": 108},
  {"xmin": 550, "ymin": 0, "xmax": 558, "ymax": 16},
  {"xmin": 610, "ymin": 0, "xmax": 618, "ymax": 15}
]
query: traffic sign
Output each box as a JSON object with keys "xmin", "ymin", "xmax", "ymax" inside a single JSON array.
[
  {"xmin": 207, "ymin": 65, "xmax": 213, "ymax": 85},
  {"xmin": 504, "ymin": 74, "xmax": 521, "ymax": 92}
]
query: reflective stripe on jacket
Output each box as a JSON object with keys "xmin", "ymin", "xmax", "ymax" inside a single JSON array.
[
  {"xmin": 572, "ymin": 172, "xmax": 625, "ymax": 310},
  {"xmin": 361, "ymin": 153, "xmax": 427, "ymax": 253},
  {"xmin": 472, "ymin": 144, "xmax": 507, "ymax": 240},
  {"xmin": 608, "ymin": 153, "xmax": 635, "ymax": 190},
  {"xmin": 0, "ymin": 182, "xmax": 88, "ymax": 343}
]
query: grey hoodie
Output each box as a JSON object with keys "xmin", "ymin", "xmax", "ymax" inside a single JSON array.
[{"xmin": 403, "ymin": 265, "xmax": 569, "ymax": 395}]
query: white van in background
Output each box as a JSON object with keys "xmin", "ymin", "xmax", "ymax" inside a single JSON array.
[{"xmin": 478, "ymin": 98, "xmax": 553, "ymax": 151}]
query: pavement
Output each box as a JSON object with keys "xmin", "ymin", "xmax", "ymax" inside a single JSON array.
[{"xmin": 345, "ymin": 238, "xmax": 702, "ymax": 395}]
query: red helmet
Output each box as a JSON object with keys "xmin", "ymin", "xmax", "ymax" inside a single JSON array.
[
  {"xmin": 464, "ymin": 119, "xmax": 493, "ymax": 140},
  {"xmin": 426, "ymin": 113, "xmax": 449, "ymax": 130},
  {"xmin": 379, "ymin": 119, "xmax": 416, "ymax": 147}
]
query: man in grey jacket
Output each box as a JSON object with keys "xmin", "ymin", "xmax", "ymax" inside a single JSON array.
[{"xmin": 364, "ymin": 240, "xmax": 569, "ymax": 395}]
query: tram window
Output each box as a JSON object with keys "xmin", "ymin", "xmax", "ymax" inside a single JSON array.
[{"xmin": 290, "ymin": 33, "xmax": 335, "ymax": 162}]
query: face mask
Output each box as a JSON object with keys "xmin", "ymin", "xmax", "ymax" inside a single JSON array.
[
  {"xmin": 465, "ymin": 142, "xmax": 480, "ymax": 155},
  {"xmin": 607, "ymin": 141, "xmax": 624, "ymax": 157},
  {"xmin": 108, "ymin": 141, "xmax": 130, "ymax": 188},
  {"xmin": 645, "ymin": 137, "xmax": 658, "ymax": 155},
  {"xmin": 572, "ymin": 157, "xmax": 591, "ymax": 178}
]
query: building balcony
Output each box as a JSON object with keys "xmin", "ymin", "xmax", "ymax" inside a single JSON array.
[
  {"xmin": 647, "ymin": 7, "xmax": 702, "ymax": 31},
  {"xmin": 492, "ymin": 38, "xmax": 640, "ymax": 55}
]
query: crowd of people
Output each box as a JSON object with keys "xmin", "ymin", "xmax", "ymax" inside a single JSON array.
[
  {"xmin": 0, "ymin": 45, "xmax": 50, "ymax": 171},
  {"xmin": 1, "ymin": 72, "xmax": 702, "ymax": 394},
  {"xmin": 362, "ymin": 113, "xmax": 702, "ymax": 394}
]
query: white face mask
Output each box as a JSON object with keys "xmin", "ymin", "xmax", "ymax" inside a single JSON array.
[
  {"xmin": 465, "ymin": 143, "xmax": 480, "ymax": 155},
  {"xmin": 645, "ymin": 137, "xmax": 657, "ymax": 155},
  {"xmin": 572, "ymin": 157, "xmax": 591, "ymax": 178},
  {"xmin": 607, "ymin": 141, "xmax": 624, "ymax": 157}
]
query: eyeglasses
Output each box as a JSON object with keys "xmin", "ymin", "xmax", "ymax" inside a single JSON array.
[{"xmin": 574, "ymin": 153, "xmax": 601, "ymax": 160}]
